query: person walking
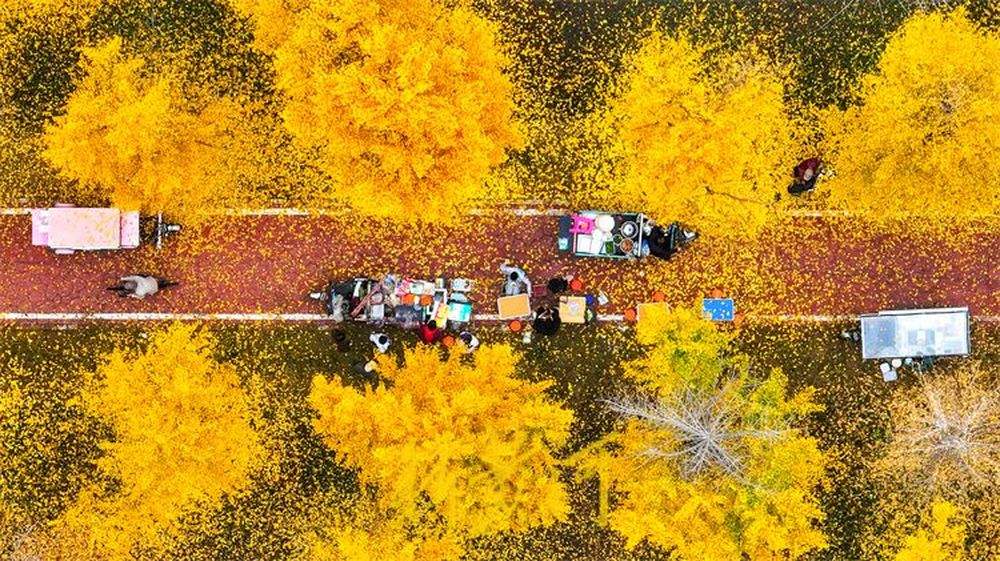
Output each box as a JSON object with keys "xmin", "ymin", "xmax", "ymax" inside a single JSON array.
[{"xmin": 107, "ymin": 275, "xmax": 176, "ymax": 299}]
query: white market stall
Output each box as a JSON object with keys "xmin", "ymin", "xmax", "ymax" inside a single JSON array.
[{"xmin": 860, "ymin": 307, "xmax": 970, "ymax": 360}]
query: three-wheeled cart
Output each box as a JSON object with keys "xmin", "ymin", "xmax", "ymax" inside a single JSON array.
[
  {"xmin": 30, "ymin": 205, "xmax": 180, "ymax": 253},
  {"xmin": 557, "ymin": 211, "xmax": 648, "ymax": 259}
]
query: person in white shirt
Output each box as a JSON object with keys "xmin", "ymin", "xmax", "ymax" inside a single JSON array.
[
  {"xmin": 369, "ymin": 332, "xmax": 391, "ymax": 354},
  {"xmin": 107, "ymin": 275, "xmax": 174, "ymax": 299},
  {"xmin": 458, "ymin": 331, "xmax": 479, "ymax": 353},
  {"xmin": 500, "ymin": 261, "xmax": 532, "ymax": 296}
]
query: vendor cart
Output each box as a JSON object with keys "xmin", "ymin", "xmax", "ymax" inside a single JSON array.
[
  {"xmin": 31, "ymin": 205, "xmax": 180, "ymax": 253},
  {"xmin": 860, "ymin": 307, "xmax": 970, "ymax": 360},
  {"xmin": 557, "ymin": 211, "xmax": 647, "ymax": 259},
  {"xmin": 311, "ymin": 276, "xmax": 474, "ymax": 330}
]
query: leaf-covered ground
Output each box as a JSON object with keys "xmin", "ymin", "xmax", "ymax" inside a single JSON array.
[{"xmin": 2, "ymin": 322, "xmax": 998, "ymax": 560}]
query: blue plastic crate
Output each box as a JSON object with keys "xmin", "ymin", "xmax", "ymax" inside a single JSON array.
[{"xmin": 702, "ymin": 298, "xmax": 735, "ymax": 321}]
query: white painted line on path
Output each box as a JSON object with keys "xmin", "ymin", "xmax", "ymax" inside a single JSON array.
[
  {"xmin": 2, "ymin": 312, "xmax": 996, "ymax": 323},
  {"xmin": 0, "ymin": 206, "xmax": 888, "ymax": 219},
  {"xmin": 0, "ymin": 312, "xmax": 332, "ymax": 322}
]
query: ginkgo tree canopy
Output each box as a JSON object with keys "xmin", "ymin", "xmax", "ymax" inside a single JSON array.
[
  {"xmin": 822, "ymin": 8, "xmax": 1000, "ymax": 222},
  {"xmin": 308, "ymin": 343, "xmax": 572, "ymax": 557},
  {"xmin": 48, "ymin": 323, "xmax": 265, "ymax": 560},
  {"xmin": 598, "ymin": 31, "xmax": 794, "ymax": 238},
  {"xmin": 43, "ymin": 37, "xmax": 244, "ymax": 222},
  {"xmin": 238, "ymin": 0, "xmax": 524, "ymax": 222},
  {"xmin": 573, "ymin": 304, "xmax": 828, "ymax": 561}
]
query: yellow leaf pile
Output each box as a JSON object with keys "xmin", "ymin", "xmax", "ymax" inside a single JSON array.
[
  {"xmin": 308, "ymin": 344, "xmax": 572, "ymax": 557},
  {"xmin": 822, "ymin": 8, "xmax": 1000, "ymax": 222}
]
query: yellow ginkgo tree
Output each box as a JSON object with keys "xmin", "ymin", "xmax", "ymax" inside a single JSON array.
[
  {"xmin": 573, "ymin": 304, "xmax": 828, "ymax": 561},
  {"xmin": 43, "ymin": 37, "xmax": 245, "ymax": 222},
  {"xmin": 597, "ymin": 31, "xmax": 795, "ymax": 238},
  {"xmin": 47, "ymin": 323, "xmax": 264, "ymax": 560},
  {"xmin": 893, "ymin": 500, "xmax": 967, "ymax": 561},
  {"xmin": 308, "ymin": 344, "xmax": 572, "ymax": 559},
  {"xmin": 238, "ymin": 0, "xmax": 523, "ymax": 221},
  {"xmin": 821, "ymin": 8, "xmax": 1000, "ymax": 222}
]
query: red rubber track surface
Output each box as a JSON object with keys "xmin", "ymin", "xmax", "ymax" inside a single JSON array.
[{"xmin": 0, "ymin": 215, "xmax": 996, "ymax": 318}]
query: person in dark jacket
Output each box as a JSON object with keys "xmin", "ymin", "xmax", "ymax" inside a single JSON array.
[
  {"xmin": 547, "ymin": 275, "xmax": 572, "ymax": 295},
  {"xmin": 532, "ymin": 306, "xmax": 561, "ymax": 336},
  {"xmin": 789, "ymin": 157, "xmax": 822, "ymax": 195},
  {"xmin": 646, "ymin": 223, "xmax": 698, "ymax": 261},
  {"xmin": 332, "ymin": 329, "xmax": 351, "ymax": 353}
]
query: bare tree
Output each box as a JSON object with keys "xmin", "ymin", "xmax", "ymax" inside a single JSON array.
[
  {"xmin": 880, "ymin": 362, "xmax": 1000, "ymax": 500},
  {"xmin": 606, "ymin": 378, "xmax": 785, "ymax": 480}
]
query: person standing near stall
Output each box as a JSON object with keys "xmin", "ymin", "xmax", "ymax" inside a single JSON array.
[
  {"xmin": 458, "ymin": 331, "xmax": 480, "ymax": 353},
  {"xmin": 369, "ymin": 332, "xmax": 391, "ymax": 353},
  {"xmin": 645, "ymin": 223, "xmax": 697, "ymax": 261},
  {"xmin": 533, "ymin": 306, "xmax": 561, "ymax": 337},
  {"xmin": 500, "ymin": 261, "xmax": 532, "ymax": 296},
  {"xmin": 418, "ymin": 320, "xmax": 443, "ymax": 344}
]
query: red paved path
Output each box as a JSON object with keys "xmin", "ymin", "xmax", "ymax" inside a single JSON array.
[{"xmin": 0, "ymin": 214, "xmax": 996, "ymax": 318}]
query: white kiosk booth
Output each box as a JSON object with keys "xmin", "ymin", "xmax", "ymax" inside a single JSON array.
[{"xmin": 860, "ymin": 307, "xmax": 970, "ymax": 360}]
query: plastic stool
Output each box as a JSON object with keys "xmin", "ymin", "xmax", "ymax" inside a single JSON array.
[{"xmin": 569, "ymin": 215, "xmax": 595, "ymax": 235}]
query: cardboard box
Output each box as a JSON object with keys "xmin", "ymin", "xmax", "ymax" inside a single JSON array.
[{"xmin": 497, "ymin": 294, "xmax": 531, "ymax": 319}]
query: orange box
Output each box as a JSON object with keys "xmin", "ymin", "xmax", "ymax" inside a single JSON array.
[{"xmin": 497, "ymin": 294, "xmax": 531, "ymax": 319}]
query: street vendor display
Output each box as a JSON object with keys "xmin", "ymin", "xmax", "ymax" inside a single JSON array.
[
  {"xmin": 312, "ymin": 275, "xmax": 475, "ymax": 329},
  {"xmin": 702, "ymin": 298, "xmax": 735, "ymax": 321},
  {"xmin": 636, "ymin": 301, "xmax": 667, "ymax": 322},
  {"xmin": 558, "ymin": 211, "xmax": 697, "ymax": 261},
  {"xmin": 559, "ymin": 296, "xmax": 588, "ymax": 324},
  {"xmin": 558, "ymin": 210, "xmax": 647, "ymax": 259},
  {"xmin": 497, "ymin": 294, "xmax": 531, "ymax": 320}
]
